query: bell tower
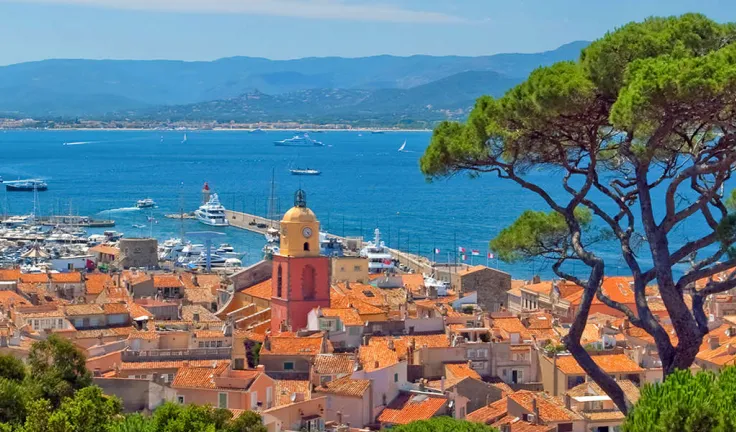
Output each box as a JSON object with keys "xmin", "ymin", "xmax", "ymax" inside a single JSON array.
[{"xmin": 271, "ymin": 189, "xmax": 331, "ymax": 334}]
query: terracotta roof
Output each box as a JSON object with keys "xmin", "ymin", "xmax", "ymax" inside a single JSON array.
[
  {"xmin": 17, "ymin": 307, "xmax": 64, "ymax": 318},
  {"xmin": 50, "ymin": 272, "xmax": 83, "ymax": 283},
  {"xmin": 153, "ymin": 274, "xmax": 183, "ymax": 289},
  {"xmin": 72, "ymin": 327, "xmax": 135, "ymax": 339},
  {"xmin": 90, "ymin": 245, "xmax": 120, "ymax": 256},
  {"xmin": 171, "ymin": 361, "xmax": 231, "ymax": 389},
  {"xmin": 377, "ymin": 392, "xmax": 447, "ymax": 425},
  {"xmin": 555, "ymin": 354, "xmax": 644, "ymax": 375},
  {"xmin": 320, "ymin": 307, "xmax": 363, "ymax": 326},
  {"xmin": 487, "ymin": 377, "xmax": 515, "ymax": 395},
  {"xmin": 508, "ymin": 391, "xmax": 582, "ymax": 423},
  {"xmin": 314, "ymin": 376, "xmax": 370, "ymax": 397},
  {"xmin": 401, "ymin": 274, "xmax": 424, "ymax": 293},
  {"xmin": 458, "ymin": 265, "xmax": 488, "ymax": 276},
  {"xmin": 330, "ymin": 292, "xmax": 385, "ymax": 315},
  {"xmin": 491, "ymin": 416, "xmax": 554, "ymax": 432},
  {"xmin": 0, "ymin": 291, "xmax": 31, "ymax": 309},
  {"xmin": 445, "ymin": 363, "xmax": 481, "ymax": 381},
  {"xmin": 697, "ymin": 336, "xmax": 736, "ymax": 366},
  {"xmin": 261, "ymin": 334, "xmax": 324, "ymax": 356},
  {"xmin": 274, "ymin": 380, "xmax": 311, "ymax": 407},
  {"xmin": 242, "ymin": 279, "xmax": 272, "ymax": 300},
  {"xmin": 180, "ymin": 273, "xmax": 221, "ymax": 291},
  {"xmin": 85, "ymin": 273, "xmax": 112, "ymax": 295},
  {"xmin": 332, "ymin": 282, "xmax": 399, "ymax": 309},
  {"xmin": 525, "ymin": 312, "xmax": 553, "ymax": 330},
  {"xmin": 369, "ymin": 334, "xmax": 450, "ymax": 359},
  {"xmin": 119, "ymin": 359, "xmax": 218, "ymax": 370},
  {"xmin": 129, "ymin": 330, "xmax": 160, "ymax": 341},
  {"xmin": 0, "ymin": 269, "xmax": 21, "ymax": 281},
  {"xmin": 359, "ymin": 342, "xmax": 400, "ymax": 372},
  {"xmin": 184, "ymin": 288, "xmax": 216, "ymax": 304},
  {"xmin": 312, "ymin": 354, "xmax": 356, "ymax": 375},
  {"xmin": 180, "ymin": 305, "xmax": 221, "ymax": 323},
  {"xmin": 567, "ymin": 379, "xmax": 640, "ymax": 405},
  {"xmin": 467, "ymin": 398, "xmax": 508, "ymax": 424},
  {"xmin": 194, "ymin": 330, "xmax": 226, "ymax": 338},
  {"xmin": 493, "ymin": 317, "xmax": 531, "ymax": 341},
  {"xmin": 65, "ymin": 304, "xmax": 105, "ymax": 316},
  {"xmin": 121, "ymin": 270, "xmax": 149, "ymax": 286},
  {"xmin": 128, "ymin": 302, "xmax": 153, "ymax": 320},
  {"xmin": 101, "ymin": 302, "xmax": 128, "ymax": 315},
  {"xmin": 20, "ymin": 273, "xmax": 49, "ymax": 284},
  {"xmin": 564, "ymin": 277, "xmax": 635, "ymax": 305}
]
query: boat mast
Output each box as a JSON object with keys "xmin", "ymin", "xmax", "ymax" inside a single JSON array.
[
  {"xmin": 268, "ymin": 168, "xmax": 276, "ymax": 226},
  {"xmin": 179, "ymin": 182, "xmax": 185, "ymax": 240}
]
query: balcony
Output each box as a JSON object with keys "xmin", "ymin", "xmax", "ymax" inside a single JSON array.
[{"xmin": 121, "ymin": 347, "xmax": 231, "ymax": 362}]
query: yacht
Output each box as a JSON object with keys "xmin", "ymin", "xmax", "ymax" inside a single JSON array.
[
  {"xmin": 5, "ymin": 180, "xmax": 48, "ymax": 192},
  {"xmin": 159, "ymin": 238, "xmax": 185, "ymax": 261},
  {"xmin": 398, "ymin": 140, "xmax": 407, "ymax": 152},
  {"xmin": 195, "ymin": 193, "xmax": 229, "ymax": 227},
  {"xmin": 176, "ymin": 243, "xmax": 205, "ymax": 266},
  {"xmin": 216, "ymin": 243, "xmax": 241, "ymax": 258},
  {"xmin": 265, "ymin": 227, "xmax": 280, "ymax": 244},
  {"xmin": 136, "ymin": 198, "xmax": 156, "ymax": 208},
  {"xmin": 274, "ymin": 133, "xmax": 324, "ymax": 147},
  {"xmin": 320, "ymin": 232, "xmax": 344, "ymax": 257},
  {"xmin": 423, "ymin": 275, "xmax": 451, "ymax": 297},
  {"xmin": 290, "ymin": 168, "xmax": 321, "ymax": 176},
  {"xmin": 360, "ymin": 228, "xmax": 396, "ymax": 274},
  {"xmin": 192, "ymin": 253, "xmax": 228, "ymax": 269}
]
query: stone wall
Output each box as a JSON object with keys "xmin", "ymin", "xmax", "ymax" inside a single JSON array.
[
  {"xmin": 460, "ymin": 267, "xmax": 511, "ymax": 312},
  {"xmin": 118, "ymin": 238, "xmax": 159, "ymax": 269}
]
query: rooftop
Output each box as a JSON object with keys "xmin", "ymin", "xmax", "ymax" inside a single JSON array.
[
  {"xmin": 555, "ymin": 353, "xmax": 644, "ymax": 375},
  {"xmin": 377, "ymin": 392, "xmax": 447, "ymax": 425},
  {"xmin": 314, "ymin": 376, "xmax": 370, "ymax": 397},
  {"xmin": 261, "ymin": 334, "xmax": 324, "ymax": 356},
  {"xmin": 312, "ymin": 354, "xmax": 356, "ymax": 375},
  {"xmin": 242, "ymin": 279, "xmax": 272, "ymax": 300}
]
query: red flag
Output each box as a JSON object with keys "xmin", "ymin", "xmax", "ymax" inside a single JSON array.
[
  {"xmin": 471, "ymin": 250, "xmax": 480, "ymax": 256},
  {"xmin": 458, "ymin": 247, "xmax": 465, "ymax": 253},
  {"xmin": 383, "ymin": 259, "xmax": 392, "ymax": 265},
  {"xmin": 488, "ymin": 252, "xmax": 495, "ymax": 259},
  {"xmin": 434, "ymin": 248, "xmax": 440, "ymax": 254}
]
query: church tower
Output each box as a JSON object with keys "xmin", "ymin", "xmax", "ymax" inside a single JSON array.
[{"xmin": 270, "ymin": 190, "xmax": 331, "ymax": 334}]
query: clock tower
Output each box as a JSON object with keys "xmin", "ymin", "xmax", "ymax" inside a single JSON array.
[{"xmin": 270, "ymin": 189, "xmax": 331, "ymax": 334}]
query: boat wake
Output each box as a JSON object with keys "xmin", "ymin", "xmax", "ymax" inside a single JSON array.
[
  {"xmin": 99, "ymin": 207, "xmax": 141, "ymax": 214},
  {"xmin": 63, "ymin": 141, "xmax": 99, "ymax": 146}
]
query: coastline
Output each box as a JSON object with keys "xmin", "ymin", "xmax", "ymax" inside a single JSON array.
[{"xmin": 0, "ymin": 127, "xmax": 434, "ymax": 133}]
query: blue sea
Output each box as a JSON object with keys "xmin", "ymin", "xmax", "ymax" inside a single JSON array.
[{"xmin": 0, "ymin": 129, "xmax": 721, "ymax": 280}]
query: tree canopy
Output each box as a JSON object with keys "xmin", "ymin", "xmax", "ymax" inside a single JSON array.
[
  {"xmin": 385, "ymin": 417, "xmax": 497, "ymax": 432},
  {"xmin": 421, "ymin": 13, "xmax": 736, "ymax": 413},
  {"xmin": 623, "ymin": 367, "xmax": 736, "ymax": 432}
]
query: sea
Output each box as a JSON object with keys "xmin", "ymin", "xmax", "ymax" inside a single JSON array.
[{"xmin": 0, "ymin": 129, "xmax": 722, "ymax": 280}]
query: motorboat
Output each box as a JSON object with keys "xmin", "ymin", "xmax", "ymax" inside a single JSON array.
[
  {"xmin": 136, "ymin": 198, "xmax": 156, "ymax": 208},
  {"xmin": 360, "ymin": 228, "xmax": 396, "ymax": 274},
  {"xmin": 159, "ymin": 238, "xmax": 185, "ymax": 261},
  {"xmin": 5, "ymin": 180, "xmax": 47, "ymax": 192},
  {"xmin": 274, "ymin": 133, "xmax": 324, "ymax": 147},
  {"xmin": 265, "ymin": 227, "xmax": 279, "ymax": 244},
  {"xmin": 176, "ymin": 243, "xmax": 205, "ymax": 266},
  {"xmin": 216, "ymin": 243, "xmax": 241, "ymax": 258},
  {"xmin": 195, "ymin": 193, "xmax": 229, "ymax": 227},
  {"xmin": 290, "ymin": 168, "xmax": 321, "ymax": 176},
  {"xmin": 224, "ymin": 258, "xmax": 243, "ymax": 268},
  {"xmin": 193, "ymin": 253, "xmax": 228, "ymax": 268}
]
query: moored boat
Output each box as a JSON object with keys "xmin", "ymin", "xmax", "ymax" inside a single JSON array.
[
  {"xmin": 289, "ymin": 168, "xmax": 321, "ymax": 176},
  {"xmin": 274, "ymin": 133, "xmax": 324, "ymax": 147}
]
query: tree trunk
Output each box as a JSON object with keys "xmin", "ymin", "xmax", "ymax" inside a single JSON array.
[{"xmin": 567, "ymin": 343, "xmax": 629, "ymax": 414}]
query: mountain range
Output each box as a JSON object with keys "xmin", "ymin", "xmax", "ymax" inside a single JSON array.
[{"xmin": 0, "ymin": 41, "xmax": 589, "ymax": 125}]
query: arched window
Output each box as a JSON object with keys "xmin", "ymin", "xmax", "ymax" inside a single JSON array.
[
  {"xmin": 302, "ymin": 265, "xmax": 316, "ymax": 300},
  {"xmin": 303, "ymin": 242, "xmax": 310, "ymax": 252},
  {"xmin": 277, "ymin": 265, "xmax": 283, "ymax": 298}
]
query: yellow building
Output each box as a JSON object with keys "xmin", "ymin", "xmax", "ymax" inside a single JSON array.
[
  {"xmin": 278, "ymin": 190, "xmax": 320, "ymax": 257},
  {"xmin": 331, "ymin": 256, "xmax": 369, "ymax": 284}
]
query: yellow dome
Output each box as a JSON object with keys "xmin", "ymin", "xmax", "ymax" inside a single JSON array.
[{"xmin": 282, "ymin": 206, "xmax": 317, "ymax": 223}]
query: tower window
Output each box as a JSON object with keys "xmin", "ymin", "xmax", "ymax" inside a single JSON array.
[
  {"xmin": 303, "ymin": 242, "xmax": 310, "ymax": 252},
  {"xmin": 277, "ymin": 266, "xmax": 283, "ymax": 297},
  {"xmin": 302, "ymin": 265, "xmax": 316, "ymax": 300}
]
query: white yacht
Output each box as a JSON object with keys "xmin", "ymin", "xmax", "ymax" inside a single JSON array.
[
  {"xmin": 265, "ymin": 227, "xmax": 279, "ymax": 243},
  {"xmin": 360, "ymin": 228, "xmax": 396, "ymax": 274},
  {"xmin": 274, "ymin": 133, "xmax": 324, "ymax": 147},
  {"xmin": 136, "ymin": 198, "xmax": 156, "ymax": 208},
  {"xmin": 159, "ymin": 238, "xmax": 185, "ymax": 261},
  {"xmin": 176, "ymin": 243, "xmax": 205, "ymax": 266},
  {"xmin": 195, "ymin": 193, "xmax": 229, "ymax": 227}
]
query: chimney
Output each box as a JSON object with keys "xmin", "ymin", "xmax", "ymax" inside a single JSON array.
[
  {"xmin": 531, "ymin": 397, "xmax": 539, "ymax": 424},
  {"xmin": 374, "ymin": 361, "xmax": 379, "ymax": 369},
  {"xmin": 500, "ymin": 424, "xmax": 511, "ymax": 432},
  {"xmin": 565, "ymin": 394, "xmax": 572, "ymax": 410},
  {"xmin": 388, "ymin": 339, "xmax": 395, "ymax": 351},
  {"xmin": 710, "ymin": 335, "xmax": 720, "ymax": 350},
  {"xmin": 256, "ymin": 364, "xmax": 265, "ymax": 372},
  {"xmin": 264, "ymin": 336, "xmax": 271, "ymax": 352},
  {"xmin": 193, "ymin": 313, "xmax": 200, "ymax": 323},
  {"xmin": 440, "ymin": 376, "xmax": 445, "ymax": 392},
  {"xmin": 532, "ymin": 275, "xmax": 541, "ymax": 284}
]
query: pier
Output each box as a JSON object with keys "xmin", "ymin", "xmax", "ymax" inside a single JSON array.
[{"xmin": 224, "ymin": 209, "xmax": 466, "ymax": 278}]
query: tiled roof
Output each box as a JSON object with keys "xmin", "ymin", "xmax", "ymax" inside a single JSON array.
[
  {"xmin": 493, "ymin": 317, "xmax": 531, "ymax": 341},
  {"xmin": 129, "ymin": 330, "xmax": 160, "ymax": 341},
  {"xmin": 524, "ymin": 312, "xmax": 553, "ymax": 330},
  {"xmin": 180, "ymin": 305, "xmax": 221, "ymax": 323},
  {"xmin": 697, "ymin": 336, "xmax": 736, "ymax": 365},
  {"xmin": 274, "ymin": 380, "xmax": 311, "ymax": 407},
  {"xmin": 85, "ymin": 273, "xmax": 112, "ymax": 295},
  {"xmin": 65, "ymin": 304, "xmax": 105, "ymax": 316},
  {"xmin": 90, "ymin": 245, "xmax": 120, "ymax": 256},
  {"xmin": 401, "ymin": 274, "xmax": 424, "ymax": 293},
  {"xmin": 467, "ymin": 398, "xmax": 508, "ymax": 424},
  {"xmin": 50, "ymin": 272, "xmax": 83, "ymax": 283},
  {"xmin": 508, "ymin": 391, "xmax": 582, "ymax": 422},
  {"xmin": 102, "ymin": 302, "xmax": 129, "ymax": 315},
  {"xmin": 0, "ymin": 269, "xmax": 21, "ymax": 281},
  {"xmin": 359, "ymin": 342, "xmax": 400, "ymax": 372},
  {"xmin": 377, "ymin": 392, "xmax": 447, "ymax": 425},
  {"xmin": 119, "ymin": 359, "xmax": 217, "ymax": 370},
  {"xmin": 71, "ymin": 327, "xmax": 135, "ymax": 339},
  {"xmin": 128, "ymin": 302, "xmax": 153, "ymax": 320},
  {"xmin": 242, "ymin": 279, "xmax": 272, "ymax": 300},
  {"xmin": 445, "ymin": 363, "xmax": 481, "ymax": 381},
  {"xmin": 564, "ymin": 277, "xmax": 635, "ymax": 305},
  {"xmin": 521, "ymin": 281, "xmax": 554, "ymax": 295},
  {"xmin": 261, "ymin": 334, "xmax": 324, "ymax": 356},
  {"xmin": 312, "ymin": 354, "xmax": 356, "ymax": 375},
  {"xmin": 491, "ymin": 416, "xmax": 555, "ymax": 432},
  {"xmin": 487, "ymin": 377, "xmax": 515, "ymax": 395},
  {"xmin": 153, "ymin": 274, "xmax": 183, "ymax": 289},
  {"xmin": 0, "ymin": 291, "xmax": 31, "ymax": 308},
  {"xmin": 330, "ymin": 292, "xmax": 385, "ymax": 315},
  {"xmin": 17, "ymin": 307, "xmax": 64, "ymax": 318},
  {"xmin": 194, "ymin": 330, "xmax": 226, "ymax": 338},
  {"xmin": 458, "ymin": 265, "xmax": 488, "ymax": 276},
  {"xmin": 121, "ymin": 270, "xmax": 150, "ymax": 286},
  {"xmin": 184, "ymin": 288, "xmax": 216, "ymax": 304},
  {"xmin": 20, "ymin": 273, "xmax": 49, "ymax": 284},
  {"xmin": 555, "ymin": 353, "xmax": 644, "ymax": 375},
  {"xmin": 180, "ymin": 273, "xmax": 221, "ymax": 291},
  {"xmin": 567, "ymin": 379, "xmax": 640, "ymax": 405},
  {"xmin": 320, "ymin": 307, "xmax": 363, "ymax": 326},
  {"xmin": 171, "ymin": 361, "xmax": 232, "ymax": 389},
  {"xmin": 314, "ymin": 376, "xmax": 370, "ymax": 397},
  {"xmin": 332, "ymin": 282, "xmax": 403, "ymax": 309}
]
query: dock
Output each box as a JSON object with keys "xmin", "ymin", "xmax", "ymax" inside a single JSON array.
[{"xmin": 224, "ymin": 210, "xmax": 461, "ymax": 277}]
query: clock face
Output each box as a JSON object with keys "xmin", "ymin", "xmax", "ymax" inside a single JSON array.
[{"xmin": 302, "ymin": 227, "xmax": 313, "ymax": 238}]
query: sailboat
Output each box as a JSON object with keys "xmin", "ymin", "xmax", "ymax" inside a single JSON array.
[
  {"xmin": 398, "ymin": 139, "xmax": 407, "ymax": 152},
  {"xmin": 181, "ymin": 133, "xmax": 188, "ymax": 144}
]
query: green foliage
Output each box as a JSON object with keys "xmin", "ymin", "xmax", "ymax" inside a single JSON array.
[
  {"xmin": 623, "ymin": 367, "xmax": 736, "ymax": 432},
  {"xmin": 110, "ymin": 414, "xmax": 155, "ymax": 432},
  {"xmin": 21, "ymin": 386, "xmax": 121, "ymax": 432},
  {"xmin": 151, "ymin": 402, "xmax": 232, "ymax": 432},
  {"xmin": 0, "ymin": 379, "xmax": 28, "ymax": 425},
  {"xmin": 222, "ymin": 411, "xmax": 268, "ymax": 432},
  {"xmin": 489, "ymin": 208, "xmax": 592, "ymax": 263},
  {"xmin": 246, "ymin": 341, "xmax": 261, "ymax": 369},
  {"xmin": 27, "ymin": 334, "xmax": 92, "ymax": 408},
  {"xmin": 0, "ymin": 355, "xmax": 26, "ymax": 383},
  {"xmin": 385, "ymin": 416, "xmax": 497, "ymax": 432}
]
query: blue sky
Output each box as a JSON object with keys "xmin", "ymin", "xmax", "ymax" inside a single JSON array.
[{"xmin": 1, "ymin": 0, "xmax": 735, "ymax": 65}]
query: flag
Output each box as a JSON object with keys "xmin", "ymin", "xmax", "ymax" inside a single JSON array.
[
  {"xmin": 471, "ymin": 250, "xmax": 480, "ymax": 256},
  {"xmin": 458, "ymin": 246, "xmax": 466, "ymax": 253},
  {"xmin": 488, "ymin": 252, "xmax": 495, "ymax": 259},
  {"xmin": 383, "ymin": 259, "xmax": 392, "ymax": 265},
  {"xmin": 434, "ymin": 248, "xmax": 440, "ymax": 254},
  {"xmin": 461, "ymin": 254, "xmax": 467, "ymax": 261}
]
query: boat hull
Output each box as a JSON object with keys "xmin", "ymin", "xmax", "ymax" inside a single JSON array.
[
  {"xmin": 290, "ymin": 171, "xmax": 321, "ymax": 176},
  {"xmin": 196, "ymin": 218, "xmax": 229, "ymax": 227},
  {"xmin": 6, "ymin": 185, "xmax": 47, "ymax": 192},
  {"xmin": 274, "ymin": 142, "xmax": 323, "ymax": 147}
]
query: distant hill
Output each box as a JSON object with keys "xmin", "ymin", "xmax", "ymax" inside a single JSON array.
[{"xmin": 0, "ymin": 40, "xmax": 589, "ymax": 121}]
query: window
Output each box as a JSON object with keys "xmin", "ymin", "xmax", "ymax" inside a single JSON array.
[
  {"xmin": 177, "ymin": 395, "xmax": 185, "ymax": 404},
  {"xmin": 353, "ymin": 265, "xmax": 362, "ymax": 271},
  {"xmin": 266, "ymin": 387, "xmax": 273, "ymax": 408},
  {"xmin": 467, "ymin": 349, "xmax": 476, "ymax": 359},
  {"xmin": 302, "ymin": 265, "xmax": 316, "ymax": 300},
  {"xmin": 283, "ymin": 361, "xmax": 295, "ymax": 371},
  {"xmin": 166, "ymin": 374, "xmax": 174, "ymax": 383},
  {"xmin": 218, "ymin": 393, "xmax": 228, "ymax": 408},
  {"xmin": 216, "ymin": 340, "xmax": 223, "ymax": 348},
  {"xmin": 303, "ymin": 242, "xmax": 310, "ymax": 252},
  {"xmin": 320, "ymin": 375, "xmax": 331, "ymax": 385},
  {"xmin": 349, "ymin": 327, "xmax": 361, "ymax": 336},
  {"xmin": 277, "ymin": 266, "xmax": 283, "ymax": 297},
  {"xmin": 394, "ymin": 373, "xmax": 398, "ymax": 383},
  {"xmin": 250, "ymin": 391, "xmax": 258, "ymax": 409},
  {"xmin": 234, "ymin": 358, "xmax": 245, "ymax": 370}
]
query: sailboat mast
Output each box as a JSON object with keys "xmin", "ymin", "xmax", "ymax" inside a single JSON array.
[{"xmin": 269, "ymin": 168, "xmax": 276, "ymax": 225}]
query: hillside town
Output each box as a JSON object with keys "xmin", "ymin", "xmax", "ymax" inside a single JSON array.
[{"xmin": 0, "ymin": 188, "xmax": 731, "ymax": 432}]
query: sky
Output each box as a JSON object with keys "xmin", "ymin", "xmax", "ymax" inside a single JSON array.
[{"xmin": 1, "ymin": 0, "xmax": 736, "ymax": 65}]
